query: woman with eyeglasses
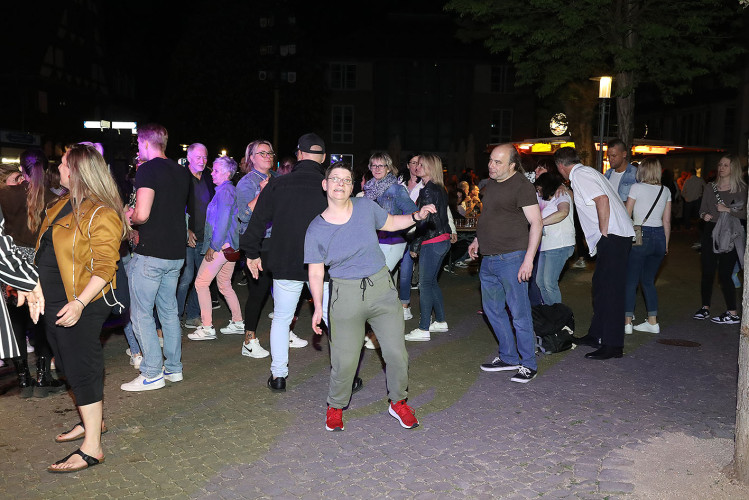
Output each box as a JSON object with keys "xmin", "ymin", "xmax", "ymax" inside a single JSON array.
[
  {"xmin": 397, "ymin": 154, "xmax": 424, "ymax": 320},
  {"xmin": 305, "ymin": 161, "xmax": 435, "ymax": 432},
  {"xmin": 404, "ymin": 153, "xmax": 452, "ymax": 342},
  {"xmin": 363, "ymin": 152, "xmax": 418, "ymax": 272}
]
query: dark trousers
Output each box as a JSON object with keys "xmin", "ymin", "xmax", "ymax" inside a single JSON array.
[
  {"xmin": 589, "ymin": 234, "xmax": 632, "ymax": 347},
  {"xmin": 9, "ymin": 302, "xmax": 51, "ymax": 361},
  {"xmin": 244, "ymin": 266, "xmax": 273, "ymax": 332},
  {"xmin": 45, "ymin": 298, "xmax": 111, "ymax": 406},
  {"xmin": 700, "ymin": 221, "xmax": 739, "ymax": 311}
]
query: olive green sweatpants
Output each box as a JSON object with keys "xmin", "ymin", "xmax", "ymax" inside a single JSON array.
[{"xmin": 327, "ymin": 266, "xmax": 409, "ymax": 408}]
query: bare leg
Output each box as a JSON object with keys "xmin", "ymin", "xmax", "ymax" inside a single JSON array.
[{"xmin": 49, "ymin": 401, "xmax": 104, "ymax": 471}]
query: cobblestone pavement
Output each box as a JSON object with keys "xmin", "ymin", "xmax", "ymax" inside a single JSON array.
[{"xmin": 0, "ymin": 229, "xmax": 742, "ymax": 499}]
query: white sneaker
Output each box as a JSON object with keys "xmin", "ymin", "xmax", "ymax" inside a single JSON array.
[
  {"xmin": 289, "ymin": 331, "xmax": 308, "ymax": 348},
  {"xmin": 121, "ymin": 374, "xmax": 165, "ymax": 392},
  {"xmin": 220, "ymin": 320, "xmax": 245, "ymax": 335},
  {"xmin": 241, "ymin": 339, "xmax": 270, "ymax": 358},
  {"xmin": 26, "ymin": 338, "xmax": 34, "ymax": 353},
  {"xmin": 633, "ymin": 321, "xmax": 660, "ymax": 333},
  {"xmin": 130, "ymin": 353, "xmax": 143, "ymax": 369},
  {"xmin": 163, "ymin": 368, "xmax": 183, "ymax": 382},
  {"xmin": 403, "ymin": 307, "xmax": 413, "ymax": 320},
  {"xmin": 624, "ymin": 324, "xmax": 633, "ymax": 335},
  {"xmin": 268, "ymin": 312, "xmax": 274, "ymax": 319},
  {"xmin": 429, "ymin": 321, "xmax": 449, "ymax": 332},
  {"xmin": 573, "ymin": 258, "xmax": 587, "ymax": 269},
  {"xmin": 405, "ymin": 328, "xmax": 431, "ymax": 342},
  {"xmin": 125, "ymin": 348, "xmax": 132, "ymax": 357},
  {"xmin": 188, "ymin": 326, "xmax": 217, "ymax": 341},
  {"xmin": 364, "ymin": 335, "xmax": 376, "ymax": 350}
]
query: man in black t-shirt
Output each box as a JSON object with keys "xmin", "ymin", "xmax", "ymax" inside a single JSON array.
[{"xmin": 121, "ymin": 123, "xmax": 191, "ymax": 392}]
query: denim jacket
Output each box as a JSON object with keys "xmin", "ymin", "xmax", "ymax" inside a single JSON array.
[
  {"xmin": 376, "ymin": 183, "xmax": 418, "ymax": 245},
  {"xmin": 234, "ymin": 169, "xmax": 276, "ymax": 237},
  {"xmin": 202, "ymin": 181, "xmax": 239, "ymax": 254},
  {"xmin": 604, "ymin": 163, "xmax": 638, "ymax": 202}
]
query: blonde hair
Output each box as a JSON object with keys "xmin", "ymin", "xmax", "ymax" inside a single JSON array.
[
  {"xmin": 419, "ymin": 153, "xmax": 444, "ymax": 187},
  {"xmin": 719, "ymin": 154, "xmax": 746, "ymax": 194},
  {"xmin": 65, "ymin": 144, "xmax": 129, "ymax": 239},
  {"xmin": 369, "ymin": 152, "xmax": 398, "ymax": 177},
  {"xmin": 242, "ymin": 139, "xmax": 273, "ymax": 174},
  {"xmin": 20, "ymin": 148, "xmax": 50, "ymax": 232},
  {"xmin": 636, "ymin": 157, "xmax": 662, "ymax": 185}
]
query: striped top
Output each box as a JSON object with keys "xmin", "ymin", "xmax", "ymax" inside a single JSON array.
[{"xmin": 0, "ymin": 207, "xmax": 40, "ymax": 359}]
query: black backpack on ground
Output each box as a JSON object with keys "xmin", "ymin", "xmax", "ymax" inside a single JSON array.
[{"xmin": 532, "ymin": 303, "xmax": 575, "ymax": 354}]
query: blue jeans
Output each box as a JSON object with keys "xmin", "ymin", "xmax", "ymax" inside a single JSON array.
[
  {"xmin": 129, "ymin": 254, "xmax": 184, "ymax": 378},
  {"xmin": 625, "ymin": 226, "xmax": 666, "ymax": 318},
  {"xmin": 176, "ymin": 243, "xmax": 203, "ymax": 320},
  {"xmin": 418, "ymin": 240, "xmax": 450, "ymax": 330},
  {"xmin": 537, "ymin": 245, "xmax": 574, "ymax": 305},
  {"xmin": 120, "ymin": 253, "xmax": 141, "ymax": 355},
  {"xmin": 399, "ymin": 246, "xmax": 415, "ymax": 304},
  {"xmin": 480, "ymin": 251, "xmax": 537, "ymax": 371},
  {"xmin": 269, "ymin": 279, "xmax": 329, "ymax": 378}
]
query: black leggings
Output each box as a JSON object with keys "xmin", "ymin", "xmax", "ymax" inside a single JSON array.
[
  {"xmin": 244, "ymin": 267, "xmax": 273, "ymax": 332},
  {"xmin": 700, "ymin": 222, "xmax": 739, "ymax": 311},
  {"xmin": 9, "ymin": 302, "xmax": 52, "ymax": 361},
  {"xmin": 45, "ymin": 298, "xmax": 111, "ymax": 406}
]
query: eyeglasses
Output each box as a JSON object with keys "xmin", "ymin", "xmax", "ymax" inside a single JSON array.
[
  {"xmin": 327, "ymin": 176, "xmax": 353, "ymax": 185},
  {"xmin": 370, "ymin": 164, "xmax": 387, "ymax": 170},
  {"xmin": 255, "ymin": 151, "xmax": 275, "ymax": 158}
]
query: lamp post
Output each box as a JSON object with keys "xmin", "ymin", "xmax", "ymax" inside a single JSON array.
[{"xmin": 595, "ymin": 76, "xmax": 612, "ymax": 172}]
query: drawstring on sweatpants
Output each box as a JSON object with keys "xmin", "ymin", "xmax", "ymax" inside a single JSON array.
[{"xmin": 360, "ymin": 277, "xmax": 374, "ymax": 301}]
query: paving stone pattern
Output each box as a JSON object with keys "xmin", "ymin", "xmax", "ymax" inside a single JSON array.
[{"xmin": 0, "ymin": 230, "xmax": 740, "ymax": 499}]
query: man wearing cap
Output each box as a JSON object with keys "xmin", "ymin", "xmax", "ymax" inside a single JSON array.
[{"xmin": 240, "ymin": 133, "xmax": 330, "ymax": 392}]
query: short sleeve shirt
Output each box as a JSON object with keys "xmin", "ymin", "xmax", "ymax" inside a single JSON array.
[
  {"xmin": 304, "ymin": 197, "xmax": 389, "ymax": 279},
  {"xmin": 134, "ymin": 157, "xmax": 191, "ymax": 260},
  {"xmin": 476, "ymin": 172, "xmax": 538, "ymax": 255}
]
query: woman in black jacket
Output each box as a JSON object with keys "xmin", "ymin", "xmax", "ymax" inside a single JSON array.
[{"xmin": 405, "ymin": 153, "xmax": 452, "ymax": 342}]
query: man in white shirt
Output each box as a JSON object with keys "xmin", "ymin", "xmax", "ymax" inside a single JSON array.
[{"xmin": 554, "ymin": 147, "xmax": 635, "ymax": 360}]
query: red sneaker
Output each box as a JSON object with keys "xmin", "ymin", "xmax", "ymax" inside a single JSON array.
[
  {"xmin": 326, "ymin": 407, "xmax": 344, "ymax": 431},
  {"xmin": 389, "ymin": 400, "xmax": 419, "ymax": 429}
]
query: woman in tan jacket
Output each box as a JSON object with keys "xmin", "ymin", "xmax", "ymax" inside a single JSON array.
[{"xmin": 35, "ymin": 143, "xmax": 128, "ymax": 473}]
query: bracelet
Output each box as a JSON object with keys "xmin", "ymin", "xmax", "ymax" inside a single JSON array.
[
  {"xmin": 412, "ymin": 212, "xmax": 419, "ymax": 222},
  {"xmin": 75, "ymin": 298, "xmax": 86, "ymax": 308}
]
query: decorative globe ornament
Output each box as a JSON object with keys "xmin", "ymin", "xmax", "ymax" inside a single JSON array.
[{"xmin": 550, "ymin": 113, "xmax": 568, "ymax": 136}]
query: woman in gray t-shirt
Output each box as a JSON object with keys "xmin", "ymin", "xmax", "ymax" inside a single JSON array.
[{"xmin": 304, "ymin": 162, "xmax": 434, "ymax": 433}]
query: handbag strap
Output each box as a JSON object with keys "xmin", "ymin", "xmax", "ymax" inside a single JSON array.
[{"xmin": 641, "ymin": 185, "xmax": 664, "ymax": 225}]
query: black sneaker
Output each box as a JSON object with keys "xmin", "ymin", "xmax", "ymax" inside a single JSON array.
[
  {"xmin": 711, "ymin": 312, "xmax": 739, "ymax": 324},
  {"xmin": 510, "ymin": 366, "xmax": 537, "ymax": 383},
  {"xmin": 693, "ymin": 307, "xmax": 710, "ymax": 320},
  {"xmin": 480, "ymin": 357, "xmax": 520, "ymax": 372}
]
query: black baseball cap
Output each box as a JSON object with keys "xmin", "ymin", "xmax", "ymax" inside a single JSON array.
[{"xmin": 297, "ymin": 133, "xmax": 325, "ymax": 154}]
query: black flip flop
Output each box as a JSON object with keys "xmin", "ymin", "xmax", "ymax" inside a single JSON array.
[
  {"xmin": 47, "ymin": 448, "xmax": 105, "ymax": 473},
  {"xmin": 55, "ymin": 421, "xmax": 108, "ymax": 443}
]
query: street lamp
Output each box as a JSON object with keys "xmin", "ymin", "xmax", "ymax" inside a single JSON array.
[{"xmin": 596, "ymin": 76, "xmax": 612, "ymax": 172}]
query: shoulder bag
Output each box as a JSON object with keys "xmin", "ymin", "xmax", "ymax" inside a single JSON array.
[{"xmin": 632, "ymin": 185, "xmax": 664, "ymax": 246}]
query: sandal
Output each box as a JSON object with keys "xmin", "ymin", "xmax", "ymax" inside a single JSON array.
[
  {"xmin": 47, "ymin": 448, "xmax": 105, "ymax": 473},
  {"xmin": 55, "ymin": 421, "xmax": 108, "ymax": 443}
]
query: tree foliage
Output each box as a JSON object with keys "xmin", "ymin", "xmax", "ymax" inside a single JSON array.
[{"xmin": 445, "ymin": 0, "xmax": 747, "ymax": 151}]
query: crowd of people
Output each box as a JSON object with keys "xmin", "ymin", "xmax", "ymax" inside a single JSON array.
[{"xmin": 0, "ymin": 125, "xmax": 745, "ymax": 472}]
